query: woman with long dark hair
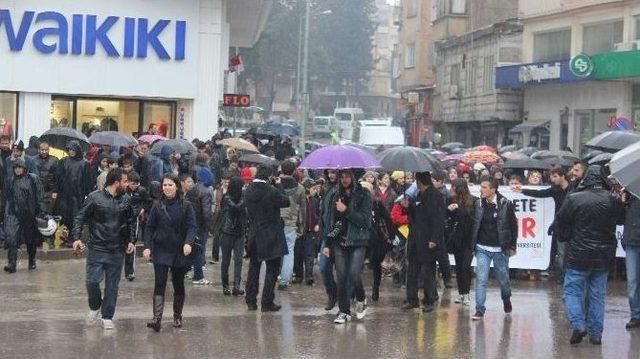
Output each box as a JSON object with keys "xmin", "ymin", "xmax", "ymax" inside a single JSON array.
[
  {"xmin": 447, "ymin": 178, "xmax": 476, "ymax": 306},
  {"xmin": 143, "ymin": 173, "xmax": 197, "ymax": 332},
  {"xmin": 219, "ymin": 176, "xmax": 246, "ymax": 296},
  {"xmin": 374, "ymin": 172, "xmax": 397, "ymax": 212}
]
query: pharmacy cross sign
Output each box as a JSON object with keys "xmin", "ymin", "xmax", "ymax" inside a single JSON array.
[{"xmin": 570, "ymin": 54, "xmax": 594, "ymax": 78}]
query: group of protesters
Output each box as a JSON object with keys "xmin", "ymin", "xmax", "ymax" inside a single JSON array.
[{"xmin": 2, "ymin": 130, "xmax": 639, "ymax": 346}]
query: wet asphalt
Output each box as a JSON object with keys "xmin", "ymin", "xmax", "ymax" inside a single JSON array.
[{"xmin": 0, "ymin": 257, "xmax": 638, "ymax": 359}]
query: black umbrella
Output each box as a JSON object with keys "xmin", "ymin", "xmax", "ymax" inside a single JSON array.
[
  {"xmin": 581, "ymin": 149, "xmax": 603, "ymax": 162},
  {"xmin": 531, "ymin": 150, "xmax": 579, "ymax": 162},
  {"xmin": 239, "ymin": 153, "xmax": 279, "ymax": 167},
  {"xmin": 502, "ymin": 158, "xmax": 549, "ymax": 170},
  {"xmin": 377, "ymin": 146, "xmax": 444, "ymax": 174},
  {"xmin": 40, "ymin": 127, "xmax": 89, "ymax": 152},
  {"xmin": 150, "ymin": 139, "xmax": 196, "ymax": 155},
  {"xmin": 88, "ymin": 131, "xmax": 138, "ymax": 148},
  {"xmin": 585, "ymin": 131, "xmax": 640, "ymax": 153},
  {"xmin": 588, "ymin": 152, "xmax": 614, "ymax": 166},
  {"xmin": 541, "ymin": 157, "xmax": 576, "ymax": 168},
  {"xmin": 518, "ymin": 147, "xmax": 539, "ymax": 157},
  {"xmin": 442, "ymin": 142, "xmax": 464, "ymax": 150},
  {"xmin": 610, "ymin": 142, "xmax": 640, "ymax": 197}
]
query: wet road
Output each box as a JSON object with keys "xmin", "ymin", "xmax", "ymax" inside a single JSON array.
[{"xmin": 0, "ymin": 258, "xmax": 638, "ymax": 359}]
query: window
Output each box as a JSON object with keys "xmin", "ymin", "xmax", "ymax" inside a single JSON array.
[
  {"xmin": 0, "ymin": 92, "xmax": 18, "ymax": 139},
  {"xmin": 465, "ymin": 59, "xmax": 476, "ymax": 95},
  {"xmin": 406, "ymin": 0, "xmax": 418, "ymax": 18},
  {"xmin": 143, "ymin": 102, "xmax": 175, "ymax": 138},
  {"xmin": 450, "ymin": 0, "xmax": 466, "ymax": 14},
  {"xmin": 450, "ymin": 64, "xmax": 460, "ymax": 85},
  {"xmin": 483, "ymin": 55, "xmax": 495, "ymax": 93},
  {"xmin": 583, "ymin": 20, "xmax": 623, "ymax": 55},
  {"xmin": 405, "ymin": 43, "xmax": 416, "ymax": 68},
  {"xmin": 636, "ymin": 16, "xmax": 640, "ymax": 40},
  {"xmin": 533, "ymin": 29, "xmax": 571, "ymax": 62}
]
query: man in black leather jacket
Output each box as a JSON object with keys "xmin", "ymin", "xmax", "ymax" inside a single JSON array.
[
  {"xmin": 556, "ymin": 165, "xmax": 625, "ymax": 345},
  {"xmin": 34, "ymin": 140, "xmax": 58, "ymax": 214},
  {"xmin": 72, "ymin": 168, "xmax": 135, "ymax": 330}
]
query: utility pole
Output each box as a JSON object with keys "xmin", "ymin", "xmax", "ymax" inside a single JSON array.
[
  {"xmin": 299, "ymin": 0, "xmax": 310, "ymax": 157},
  {"xmin": 295, "ymin": 9, "xmax": 303, "ymax": 120}
]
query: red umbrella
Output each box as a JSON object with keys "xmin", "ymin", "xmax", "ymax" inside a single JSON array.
[
  {"xmin": 461, "ymin": 150, "xmax": 502, "ymax": 165},
  {"xmin": 470, "ymin": 145, "xmax": 497, "ymax": 153}
]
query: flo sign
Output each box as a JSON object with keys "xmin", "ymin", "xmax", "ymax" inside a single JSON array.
[
  {"xmin": 570, "ymin": 54, "xmax": 594, "ymax": 78},
  {"xmin": 0, "ymin": 9, "xmax": 186, "ymax": 60}
]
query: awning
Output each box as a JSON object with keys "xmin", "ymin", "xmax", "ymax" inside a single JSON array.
[{"xmin": 509, "ymin": 121, "xmax": 550, "ymax": 134}]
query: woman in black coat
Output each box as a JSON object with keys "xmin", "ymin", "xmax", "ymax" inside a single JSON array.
[
  {"xmin": 143, "ymin": 173, "xmax": 197, "ymax": 332},
  {"xmin": 365, "ymin": 182, "xmax": 396, "ymax": 302},
  {"xmin": 219, "ymin": 176, "xmax": 246, "ymax": 296},
  {"xmin": 446, "ymin": 178, "xmax": 476, "ymax": 306}
]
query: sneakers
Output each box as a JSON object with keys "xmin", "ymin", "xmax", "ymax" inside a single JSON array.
[
  {"xmin": 86, "ymin": 310, "xmax": 102, "ymax": 325},
  {"xmin": 101, "ymin": 319, "xmax": 114, "ymax": 330},
  {"xmin": 334, "ymin": 312, "xmax": 351, "ymax": 324},
  {"xmin": 325, "ymin": 296, "xmax": 337, "ymax": 311},
  {"xmin": 125, "ymin": 274, "xmax": 135, "ymax": 282},
  {"xmin": 503, "ymin": 298, "xmax": 513, "ymax": 314},
  {"xmin": 261, "ymin": 304, "xmax": 282, "ymax": 312},
  {"xmin": 401, "ymin": 302, "xmax": 420, "ymax": 311},
  {"xmin": 472, "ymin": 311, "xmax": 484, "ymax": 321},
  {"xmin": 461, "ymin": 294, "xmax": 470, "ymax": 306},
  {"xmin": 626, "ymin": 318, "xmax": 640, "ymax": 330},
  {"xmin": 355, "ymin": 299, "xmax": 368, "ymax": 320},
  {"xmin": 570, "ymin": 330, "xmax": 587, "ymax": 345},
  {"xmin": 589, "ymin": 337, "xmax": 602, "ymax": 345},
  {"xmin": 192, "ymin": 279, "xmax": 211, "ymax": 286},
  {"xmin": 454, "ymin": 295, "xmax": 463, "ymax": 303},
  {"xmin": 422, "ymin": 304, "xmax": 435, "ymax": 313}
]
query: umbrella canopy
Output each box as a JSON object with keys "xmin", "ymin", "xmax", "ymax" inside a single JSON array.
[
  {"xmin": 377, "ymin": 146, "xmax": 444, "ymax": 173},
  {"xmin": 541, "ymin": 157, "xmax": 576, "ymax": 168},
  {"xmin": 531, "ymin": 150, "xmax": 579, "ymax": 161},
  {"xmin": 586, "ymin": 131, "xmax": 640, "ymax": 153},
  {"xmin": 441, "ymin": 154, "xmax": 463, "ymax": 168},
  {"xmin": 138, "ymin": 134, "xmax": 167, "ymax": 144},
  {"xmin": 501, "ymin": 151, "xmax": 530, "ymax": 160},
  {"xmin": 498, "ymin": 145, "xmax": 517, "ymax": 154},
  {"xmin": 217, "ymin": 137, "xmax": 259, "ymax": 153},
  {"xmin": 40, "ymin": 127, "xmax": 89, "ymax": 152},
  {"xmin": 442, "ymin": 142, "xmax": 464, "ymax": 150},
  {"xmin": 588, "ymin": 152, "xmax": 614, "ymax": 166},
  {"xmin": 610, "ymin": 141, "xmax": 640, "ymax": 197},
  {"xmin": 239, "ymin": 153, "xmax": 279, "ymax": 167},
  {"xmin": 518, "ymin": 147, "xmax": 539, "ymax": 157},
  {"xmin": 503, "ymin": 158, "xmax": 549, "ymax": 170},
  {"xmin": 299, "ymin": 145, "xmax": 382, "ymax": 170},
  {"xmin": 89, "ymin": 131, "xmax": 138, "ymax": 148},
  {"xmin": 581, "ymin": 149, "xmax": 604, "ymax": 162},
  {"xmin": 151, "ymin": 139, "xmax": 196, "ymax": 155},
  {"xmin": 428, "ymin": 150, "xmax": 447, "ymax": 161},
  {"xmin": 461, "ymin": 150, "xmax": 502, "ymax": 165},
  {"xmin": 470, "ymin": 145, "xmax": 497, "ymax": 153}
]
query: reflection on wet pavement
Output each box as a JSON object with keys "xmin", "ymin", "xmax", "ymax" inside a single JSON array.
[{"xmin": 0, "ymin": 259, "xmax": 638, "ymax": 358}]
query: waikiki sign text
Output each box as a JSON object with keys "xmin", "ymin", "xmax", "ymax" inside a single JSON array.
[{"xmin": 0, "ymin": 9, "xmax": 186, "ymax": 60}]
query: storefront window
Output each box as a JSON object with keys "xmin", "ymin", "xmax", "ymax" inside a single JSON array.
[
  {"xmin": 143, "ymin": 102, "xmax": 174, "ymax": 138},
  {"xmin": 0, "ymin": 92, "xmax": 17, "ymax": 139},
  {"xmin": 51, "ymin": 99, "xmax": 74, "ymax": 128}
]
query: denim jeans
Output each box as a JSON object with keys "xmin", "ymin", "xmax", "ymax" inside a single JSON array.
[
  {"xmin": 334, "ymin": 245, "xmax": 366, "ymax": 314},
  {"xmin": 318, "ymin": 243, "xmax": 337, "ymax": 298},
  {"xmin": 279, "ymin": 226, "xmax": 297, "ymax": 285},
  {"xmin": 85, "ymin": 249, "xmax": 124, "ymax": 320},
  {"xmin": 192, "ymin": 229, "xmax": 209, "ymax": 281},
  {"xmin": 564, "ymin": 268, "xmax": 608, "ymax": 339},
  {"xmin": 474, "ymin": 246, "xmax": 511, "ymax": 314},
  {"xmin": 626, "ymin": 245, "xmax": 640, "ymax": 320}
]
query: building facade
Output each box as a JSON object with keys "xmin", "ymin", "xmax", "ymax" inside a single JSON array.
[{"xmin": 0, "ymin": 0, "xmax": 272, "ymax": 142}]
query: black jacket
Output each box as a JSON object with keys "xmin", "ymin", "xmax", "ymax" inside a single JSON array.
[
  {"xmin": 220, "ymin": 194, "xmax": 245, "ymax": 236},
  {"xmin": 407, "ymin": 186, "xmax": 446, "ymax": 263},
  {"xmin": 184, "ymin": 183, "xmax": 213, "ymax": 233},
  {"xmin": 72, "ymin": 189, "xmax": 135, "ymax": 252},
  {"xmin": 244, "ymin": 180, "xmax": 290, "ymax": 261},
  {"xmin": 446, "ymin": 200, "xmax": 476, "ymax": 254},
  {"xmin": 369, "ymin": 200, "xmax": 396, "ymax": 262},
  {"xmin": 5, "ymin": 170, "xmax": 45, "ymax": 220},
  {"xmin": 144, "ymin": 197, "xmax": 197, "ymax": 268},
  {"xmin": 556, "ymin": 166, "xmax": 625, "ymax": 271},
  {"xmin": 624, "ymin": 195, "xmax": 640, "ymax": 248},
  {"xmin": 34, "ymin": 155, "xmax": 58, "ymax": 193},
  {"xmin": 54, "ymin": 141, "xmax": 92, "ymax": 224},
  {"xmin": 471, "ymin": 193, "xmax": 518, "ymax": 251}
]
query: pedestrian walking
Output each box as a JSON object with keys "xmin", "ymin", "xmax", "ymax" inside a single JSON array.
[
  {"xmin": 34, "ymin": 140, "xmax": 58, "ymax": 214},
  {"xmin": 446, "ymin": 179, "xmax": 476, "ymax": 306},
  {"xmin": 277, "ymin": 161, "xmax": 306, "ymax": 290},
  {"xmin": 622, "ymin": 190, "xmax": 640, "ymax": 330},
  {"xmin": 3, "ymin": 159, "xmax": 46, "ymax": 273},
  {"xmin": 54, "ymin": 140, "xmax": 92, "ymax": 235},
  {"xmin": 298, "ymin": 179, "xmax": 322, "ymax": 286},
  {"xmin": 321, "ymin": 170, "xmax": 372, "ymax": 324},
  {"xmin": 143, "ymin": 173, "xmax": 198, "ymax": 332},
  {"xmin": 556, "ymin": 166, "xmax": 625, "ymax": 345},
  {"xmin": 401, "ymin": 172, "xmax": 446, "ymax": 313},
  {"xmin": 471, "ymin": 176, "xmax": 518, "ymax": 321},
  {"xmin": 71, "ymin": 168, "xmax": 136, "ymax": 330},
  {"xmin": 123, "ymin": 171, "xmax": 151, "ymax": 281},
  {"xmin": 431, "ymin": 171, "xmax": 453, "ymax": 289},
  {"xmin": 218, "ymin": 176, "xmax": 246, "ymax": 296},
  {"xmin": 244, "ymin": 165, "xmax": 290, "ymax": 312},
  {"xmin": 319, "ymin": 170, "xmax": 340, "ymax": 310}
]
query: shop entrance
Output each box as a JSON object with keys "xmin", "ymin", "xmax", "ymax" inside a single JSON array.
[{"xmin": 50, "ymin": 96, "xmax": 176, "ymax": 138}]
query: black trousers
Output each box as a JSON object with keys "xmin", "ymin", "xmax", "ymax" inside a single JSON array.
[
  {"xmin": 211, "ymin": 233, "xmax": 220, "ymax": 262},
  {"xmin": 454, "ymin": 248, "xmax": 474, "ymax": 295},
  {"xmin": 436, "ymin": 244, "xmax": 452, "ymax": 281},
  {"xmin": 245, "ymin": 256, "xmax": 282, "ymax": 307},
  {"xmin": 293, "ymin": 235, "xmax": 305, "ymax": 280},
  {"xmin": 406, "ymin": 257, "xmax": 438, "ymax": 306},
  {"xmin": 220, "ymin": 232, "xmax": 244, "ymax": 288},
  {"xmin": 153, "ymin": 264, "xmax": 188, "ymax": 297},
  {"xmin": 124, "ymin": 251, "xmax": 135, "ymax": 276}
]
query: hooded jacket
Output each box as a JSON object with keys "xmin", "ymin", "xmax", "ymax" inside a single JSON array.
[
  {"xmin": 5, "ymin": 158, "xmax": 45, "ymax": 220},
  {"xmin": 244, "ymin": 180, "xmax": 290, "ymax": 261},
  {"xmin": 55, "ymin": 140, "xmax": 92, "ymax": 225},
  {"xmin": 35, "ymin": 152, "xmax": 58, "ymax": 193},
  {"xmin": 280, "ymin": 175, "xmax": 306, "ymax": 233},
  {"xmin": 407, "ymin": 185, "xmax": 447, "ymax": 262},
  {"xmin": 556, "ymin": 165, "xmax": 625, "ymax": 271}
]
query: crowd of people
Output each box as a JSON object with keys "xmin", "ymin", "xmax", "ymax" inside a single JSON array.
[{"xmin": 1, "ymin": 130, "xmax": 639, "ymax": 347}]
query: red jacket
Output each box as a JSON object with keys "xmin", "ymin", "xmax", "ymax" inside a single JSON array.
[{"xmin": 390, "ymin": 202, "xmax": 409, "ymax": 226}]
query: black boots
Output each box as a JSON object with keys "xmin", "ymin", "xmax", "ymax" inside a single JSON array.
[
  {"xmin": 146, "ymin": 295, "xmax": 165, "ymax": 332},
  {"xmin": 325, "ymin": 295, "xmax": 337, "ymax": 311},
  {"xmin": 3, "ymin": 252, "xmax": 17, "ymax": 274},
  {"xmin": 173, "ymin": 294, "xmax": 185, "ymax": 328},
  {"xmin": 28, "ymin": 251, "xmax": 37, "ymax": 270}
]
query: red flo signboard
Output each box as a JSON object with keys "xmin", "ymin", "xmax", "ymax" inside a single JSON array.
[{"xmin": 223, "ymin": 94, "xmax": 250, "ymax": 107}]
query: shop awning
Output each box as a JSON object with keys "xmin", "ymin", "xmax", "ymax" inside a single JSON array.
[{"xmin": 509, "ymin": 121, "xmax": 550, "ymax": 134}]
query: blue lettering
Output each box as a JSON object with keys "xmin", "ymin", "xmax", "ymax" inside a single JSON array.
[
  {"xmin": 137, "ymin": 18, "xmax": 170, "ymax": 60},
  {"xmin": 85, "ymin": 15, "xmax": 119, "ymax": 57},
  {"xmin": 175, "ymin": 21, "xmax": 186, "ymax": 61},
  {"xmin": 71, "ymin": 14, "xmax": 83, "ymax": 55},
  {"xmin": 124, "ymin": 17, "xmax": 135, "ymax": 58},
  {"xmin": 33, "ymin": 11, "xmax": 69, "ymax": 54},
  {"xmin": 0, "ymin": 10, "xmax": 34, "ymax": 51}
]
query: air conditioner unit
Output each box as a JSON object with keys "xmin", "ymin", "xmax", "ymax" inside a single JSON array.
[
  {"xmin": 614, "ymin": 42, "xmax": 636, "ymax": 52},
  {"xmin": 450, "ymin": 85, "xmax": 459, "ymax": 99}
]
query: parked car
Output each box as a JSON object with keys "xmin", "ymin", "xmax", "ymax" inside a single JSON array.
[{"xmin": 313, "ymin": 116, "xmax": 337, "ymax": 136}]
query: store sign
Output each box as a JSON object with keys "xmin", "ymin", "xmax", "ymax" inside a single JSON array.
[
  {"xmin": 518, "ymin": 62, "xmax": 561, "ymax": 83},
  {"xmin": 0, "ymin": 9, "xmax": 186, "ymax": 60},
  {"xmin": 495, "ymin": 59, "xmax": 588, "ymax": 89},
  {"xmin": 223, "ymin": 94, "xmax": 251, "ymax": 107},
  {"xmin": 570, "ymin": 54, "xmax": 594, "ymax": 78}
]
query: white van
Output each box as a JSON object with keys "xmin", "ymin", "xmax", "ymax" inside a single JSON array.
[
  {"xmin": 333, "ymin": 108, "xmax": 365, "ymax": 141},
  {"xmin": 357, "ymin": 126, "xmax": 405, "ymax": 147},
  {"xmin": 312, "ymin": 116, "xmax": 337, "ymax": 136},
  {"xmin": 360, "ymin": 117, "xmax": 393, "ymax": 127}
]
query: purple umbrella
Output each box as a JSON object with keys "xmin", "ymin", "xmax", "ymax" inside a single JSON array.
[
  {"xmin": 299, "ymin": 145, "xmax": 382, "ymax": 170},
  {"xmin": 441, "ymin": 154, "xmax": 463, "ymax": 168},
  {"xmin": 428, "ymin": 150, "xmax": 447, "ymax": 161}
]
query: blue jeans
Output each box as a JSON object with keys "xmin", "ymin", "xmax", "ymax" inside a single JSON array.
[
  {"xmin": 279, "ymin": 227, "xmax": 297, "ymax": 285},
  {"xmin": 474, "ymin": 246, "xmax": 511, "ymax": 314},
  {"xmin": 564, "ymin": 268, "xmax": 608, "ymax": 339},
  {"xmin": 626, "ymin": 245, "xmax": 640, "ymax": 320},
  {"xmin": 192, "ymin": 229, "xmax": 209, "ymax": 281},
  {"xmin": 85, "ymin": 249, "xmax": 124, "ymax": 320},
  {"xmin": 334, "ymin": 245, "xmax": 366, "ymax": 314},
  {"xmin": 319, "ymin": 244, "xmax": 337, "ymax": 297}
]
